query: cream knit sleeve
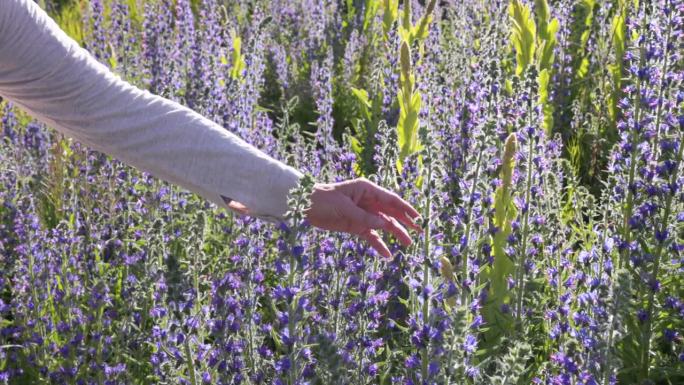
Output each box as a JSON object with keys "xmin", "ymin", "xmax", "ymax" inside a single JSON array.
[{"xmin": 0, "ymin": 0, "xmax": 302, "ymax": 222}]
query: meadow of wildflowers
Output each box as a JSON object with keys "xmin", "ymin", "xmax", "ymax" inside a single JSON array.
[{"xmin": 0, "ymin": 0, "xmax": 682, "ymax": 384}]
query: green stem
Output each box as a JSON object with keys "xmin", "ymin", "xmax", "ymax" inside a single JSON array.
[
  {"xmin": 636, "ymin": 12, "xmax": 672, "ymax": 374},
  {"xmin": 516, "ymin": 96, "xmax": 535, "ymax": 323},
  {"xmin": 332, "ymin": 265, "xmax": 341, "ymax": 338},
  {"xmin": 245, "ymin": 251, "xmax": 256, "ymax": 377},
  {"xmin": 460, "ymin": 135, "xmax": 486, "ymax": 306},
  {"xmin": 95, "ymin": 304, "xmax": 104, "ymax": 385},
  {"xmin": 420, "ymin": 139, "xmax": 433, "ymax": 381},
  {"xmin": 618, "ymin": 48, "xmax": 644, "ymax": 269},
  {"xmin": 287, "ymin": 249, "xmax": 297, "ymax": 385},
  {"xmin": 357, "ymin": 269, "xmax": 370, "ymax": 385},
  {"xmin": 183, "ymin": 339, "xmax": 198, "ymax": 385},
  {"xmin": 639, "ymin": 132, "xmax": 683, "ymax": 379},
  {"xmin": 649, "ymin": 3, "xmax": 672, "ymax": 153},
  {"xmin": 604, "ymin": 19, "xmax": 646, "ymax": 385}
]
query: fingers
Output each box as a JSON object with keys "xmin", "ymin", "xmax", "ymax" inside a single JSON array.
[
  {"xmin": 358, "ymin": 179, "xmax": 421, "ymax": 228},
  {"xmin": 340, "ymin": 196, "xmax": 386, "ymax": 232},
  {"xmin": 341, "ymin": 197, "xmax": 410, "ymax": 258},
  {"xmin": 379, "ymin": 205, "xmax": 422, "ymax": 232},
  {"xmin": 226, "ymin": 199, "xmax": 251, "ymax": 216},
  {"xmin": 377, "ymin": 212, "xmax": 412, "ymax": 247},
  {"xmin": 342, "ymin": 197, "xmax": 412, "ymax": 245},
  {"xmin": 374, "ymin": 186, "xmax": 421, "ymax": 219},
  {"xmin": 332, "ymin": 178, "xmax": 423, "ymax": 260},
  {"xmin": 361, "ymin": 229, "xmax": 392, "ymax": 260}
]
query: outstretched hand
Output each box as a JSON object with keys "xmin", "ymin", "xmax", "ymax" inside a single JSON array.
[{"xmin": 304, "ymin": 178, "xmax": 421, "ymax": 259}]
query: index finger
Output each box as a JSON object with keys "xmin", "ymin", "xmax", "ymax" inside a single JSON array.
[{"xmin": 370, "ymin": 188, "xmax": 421, "ymax": 232}]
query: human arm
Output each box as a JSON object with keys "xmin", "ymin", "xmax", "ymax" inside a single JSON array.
[
  {"xmin": 0, "ymin": 0, "xmax": 301, "ymax": 222},
  {"xmin": 0, "ymin": 0, "xmax": 420, "ymax": 257}
]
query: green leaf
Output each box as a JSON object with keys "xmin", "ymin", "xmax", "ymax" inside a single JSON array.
[
  {"xmin": 351, "ymin": 87, "xmax": 371, "ymax": 108},
  {"xmin": 230, "ymin": 31, "xmax": 246, "ymax": 81},
  {"xmin": 54, "ymin": 1, "xmax": 84, "ymax": 45},
  {"xmin": 482, "ymin": 134, "xmax": 518, "ymax": 347},
  {"xmin": 363, "ymin": 0, "xmax": 381, "ymax": 32},
  {"xmin": 401, "ymin": 0, "xmax": 412, "ymax": 37},
  {"xmin": 345, "ymin": 0, "xmax": 356, "ymax": 26},
  {"xmin": 411, "ymin": 91, "xmax": 421, "ymax": 110},
  {"xmin": 108, "ymin": 55, "xmax": 117, "ymax": 71},
  {"xmin": 400, "ymin": 41, "xmax": 411, "ymax": 82},
  {"xmin": 396, "ymin": 40, "xmax": 422, "ymax": 171},
  {"xmin": 577, "ymin": 57, "xmax": 589, "ymax": 79},
  {"xmin": 537, "ymin": 18, "xmax": 558, "ymax": 70},
  {"xmin": 538, "ymin": 69, "xmax": 550, "ymax": 104},
  {"xmin": 412, "ymin": 0, "xmax": 437, "ymax": 42},
  {"xmin": 538, "ymin": 68, "xmax": 554, "ymax": 134},
  {"xmin": 609, "ymin": 12, "xmax": 627, "ymax": 124},
  {"xmin": 508, "ymin": 0, "xmax": 537, "ymax": 75},
  {"xmin": 349, "ymin": 135, "xmax": 363, "ymax": 157},
  {"xmin": 534, "ymin": 0, "xmax": 550, "ymax": 32},
  {"xmin": 382, "ymin": 0, "xmax": 399, "ymax": 39}
]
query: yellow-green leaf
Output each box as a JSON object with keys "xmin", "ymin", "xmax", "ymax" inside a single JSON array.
[
  {"xmin": 351, "ymin": 87, "xmax": 371, "ymax": 108},
  {"xmin": 509, "ymin": 0, "xmax": 536, "ymax": 75}
]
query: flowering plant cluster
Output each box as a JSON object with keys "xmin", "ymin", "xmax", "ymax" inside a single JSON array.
[{"xmin": 0, "ymin": 1, "xmax": 682, "ymax": 384}]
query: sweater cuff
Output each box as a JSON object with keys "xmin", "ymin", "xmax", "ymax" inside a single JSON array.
[{"xmin": 219, "ymin": 163, "xmax": 303, "ymax": 223}]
